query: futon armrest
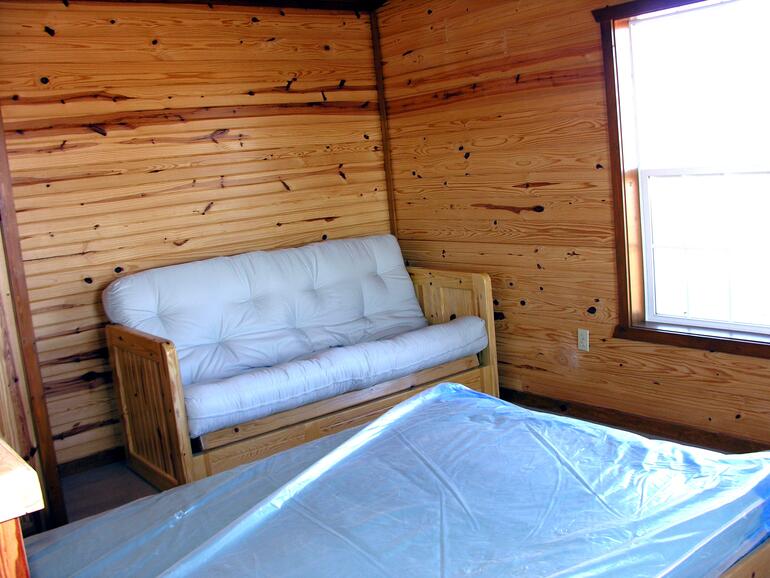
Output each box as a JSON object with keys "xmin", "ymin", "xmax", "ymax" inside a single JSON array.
[
  {"xmin": 106, "ymin": 324, "xmax": 174, "ymax": 356},
  {"xmin": 407, "ymin": 266, "xmax": 499, "ymax": 396},
  {"xmin": 105, "ymin": 324, "xmax": 194, "ymax": 488},
  {"xmin": 407, "ymin": 266, "xmax": 494, "ymax": 324}
]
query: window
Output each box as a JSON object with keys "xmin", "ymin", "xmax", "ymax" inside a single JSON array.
[{"xmin": 594, "ymin": 0, "xmax": 770, "ymax": 356}]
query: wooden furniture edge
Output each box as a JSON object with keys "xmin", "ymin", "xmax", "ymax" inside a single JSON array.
[
  {"xmin": 0, "ymin": 439, "xmax": 44, "ymax": 577},
  {"xmin": 106, "ymin": 325, "xmax": 194, "ymax": 488},
  {"xmin": 0, "ymin": 518, "xmax": 29, "ymax": 578},
  {"xmin": 0, "ymin": 438, "xmax": 44, "ymax": 522},
  {"xmin": 407, "ymin": 266, "xmax": 499, "ymax": 397}
]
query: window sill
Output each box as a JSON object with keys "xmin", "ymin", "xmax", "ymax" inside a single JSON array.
[{"xmin": 614, "ymin": 322, "xmax": 770, "ymax": 359}]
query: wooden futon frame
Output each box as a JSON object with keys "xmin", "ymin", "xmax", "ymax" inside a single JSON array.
[{"xmin": 105, "ymin": 267, "xmax": 499, "ymax": 489}]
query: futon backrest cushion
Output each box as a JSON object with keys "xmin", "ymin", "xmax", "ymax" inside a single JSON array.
[{"xmin": 102, "ymin": 235, "xmax": 427, "ymax": 386}]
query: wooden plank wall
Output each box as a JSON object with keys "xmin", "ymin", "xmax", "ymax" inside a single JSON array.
[
  {"xmin": 378, "ymin": 0, "xmax": 770, "ymax": 446},
  {"xmin": 0, "ymin": 0, "xmax": 389, "ymax": 464}
]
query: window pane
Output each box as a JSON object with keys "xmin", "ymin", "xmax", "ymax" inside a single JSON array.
[
  {"xmin": 684, "ymin": 248, "xmax": 731, "ymax": 321},
  {"xmin": 730, "ymin": 253, "xmax": 770, "ymax": 326},
  {"xmin": 629, "ymin": 0, "xmax": 770, "ymax": 170},
  {"xmin": 650, "ymin": 247, "xmax": 687, "ymax": 317},
  {"xmin": 644, "ymin": 172, "xmax": 770, "ymax": 331}
]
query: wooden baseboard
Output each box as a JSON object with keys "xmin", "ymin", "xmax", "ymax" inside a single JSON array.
[
  {"xmin": 501, "ymin": 388, "xmax": 769, "ymax": 454},
  {"xmin": 58, "ymin": 447, "xmax": 125, "ymax": 477}
]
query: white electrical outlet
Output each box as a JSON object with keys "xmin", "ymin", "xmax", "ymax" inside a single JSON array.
[{"xmin": 577, "ymin": 328, "xmax": 590, "ymax": 352}]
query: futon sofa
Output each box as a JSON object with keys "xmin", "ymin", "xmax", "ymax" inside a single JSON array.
[{"xmin": 103, "ymin": 234, "xmax": 498, "ymax": 488}]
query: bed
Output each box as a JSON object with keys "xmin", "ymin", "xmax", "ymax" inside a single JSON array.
[{"xmin": 26, "ymin": 383, "xmax": 770, "ymax": 577}]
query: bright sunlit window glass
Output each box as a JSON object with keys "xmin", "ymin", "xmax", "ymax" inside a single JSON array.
[{"xmin": 624, "ymin": 0, "xmax": 770, "ymax": 334}]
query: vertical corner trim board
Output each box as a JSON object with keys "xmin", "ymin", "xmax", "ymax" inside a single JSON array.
[
  {"xmin": 0, "ymin": 0, "xmax": 390, "ymax": 465},
  {"xmin": 0, "ymin": 227, "xmax": 37, "ymax": 471},
  {"xmin": 377, "ymin": 0, "xmax": 770, "ymax": 446}
]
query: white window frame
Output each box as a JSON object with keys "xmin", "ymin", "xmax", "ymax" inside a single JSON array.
[{"xmin": 639, "ymin": 167, "xmax": 770, "ymax": 335}]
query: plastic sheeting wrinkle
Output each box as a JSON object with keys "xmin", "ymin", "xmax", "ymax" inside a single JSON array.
[
  {"xmin": 394, "ymin": 430, "xmax": 481, "ymax": 532},
  {"xmin": 525, "ymin": 422, "xmax": 625, "ymax": 521},
  {"xmin": 284, "ymin": 500, "xmax": 396, "ymax": 578}
]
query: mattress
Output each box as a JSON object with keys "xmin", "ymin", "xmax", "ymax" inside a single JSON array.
[
  {"xmin": 27, "ymin": 384, "xmax": 770, "ymax": 577},
  {"xmin": 26, "ymin": 427, "xmax": 363, "ymax": 578}
]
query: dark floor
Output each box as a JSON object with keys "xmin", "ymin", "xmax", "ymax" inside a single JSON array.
[{"xmin": 61, "ymin": 462, "xmax": 158, "ymax": 522}]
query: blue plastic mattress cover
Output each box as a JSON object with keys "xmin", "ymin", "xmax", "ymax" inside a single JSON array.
[
  {"xmin": 27, "ymin": 383, "xmax": 770, "ymax": 577},
  {"xmin": 26, "ymin": 427, "xmax": 362, "ymax": 578}
]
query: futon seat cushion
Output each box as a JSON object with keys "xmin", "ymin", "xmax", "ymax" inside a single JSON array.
[
  {"xmin": 103, "ymin": 235, "xmax": 428, "ymax": 387},
  {"xmin": 184, "ymin": 316, "xmax": 488, "ymax": 437}
]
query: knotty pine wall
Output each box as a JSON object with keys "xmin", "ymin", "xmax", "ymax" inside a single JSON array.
[
  {"xmin": 378, "ymin": 0, "xmax": 770, "ymax": 445},
  {"xmin": 0, "ymin": 1, "xmax": 389, "ymax": 464}
]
